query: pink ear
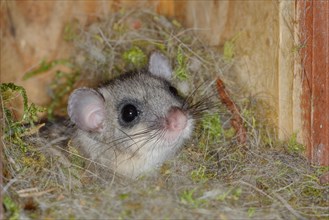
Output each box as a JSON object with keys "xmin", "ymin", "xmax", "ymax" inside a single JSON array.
[
  {"xmin": 67, "ymin": 88, "xmax": 105, "ymax": 132},
  {"xmin": 149, "ymin": 52, "xmax": 172, "ymax": 80}
]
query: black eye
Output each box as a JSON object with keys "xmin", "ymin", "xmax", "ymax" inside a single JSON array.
[
  {"xmin": 169, "ymin": 86, "xmax": 178, "ymax": 96},
  {"xmin": 121, "ymin": 104, "xmax": 139, "ymax": 123}
]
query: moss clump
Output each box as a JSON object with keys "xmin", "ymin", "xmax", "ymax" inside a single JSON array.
[
  {"xmin": 3, "ymin": 196, "xmax": 20, "ymax": 220},
  {"xmin": 190, "ymin": 164, "xmax": 216, "ymax": 183},
  {"xmin": 200, "ymin": 113, "xmax": 223, "ymax": 141},
  {"xmin": 286, "ymin": 133, "xmax": 305, "ymax": 154},
  {"xmin": 179, "ymin": 188, "xmax": 206, "ymax": 208},
  {"xmin": 1, "ymin": 83, "xmax": 45, "ymax": 152},
  {"xmin": 174, "ymin": 46, "xmax": 189, "ymax": 81},
  {"xmin": 123, "ymin": 46, "xmax": 147, "ymax": 69}
]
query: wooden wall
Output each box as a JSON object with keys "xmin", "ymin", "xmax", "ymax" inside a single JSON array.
[
  {"xmin": 1, "ymin": 1, "xmax": 327, "ymax": 164},
  {"xmin": 0, "ymin": 0, "xmax": 283, "ymax": 120}
]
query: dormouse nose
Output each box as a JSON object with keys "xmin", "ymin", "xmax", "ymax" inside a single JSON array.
[{"xmin": 165, "ymin": 106, "xmax": 188, "ymax": 132}]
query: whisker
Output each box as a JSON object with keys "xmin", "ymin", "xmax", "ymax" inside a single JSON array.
[
  {"xmin": 76, "ymin": 78, "xmax": 222, "ymax": 176},
  {"xmin": 183, "ymin": 80, "xmax": 209, "ymax": 109},
  {"xmin": 122, "ymin": 127, "xmax": 163, "ymax": 160}
]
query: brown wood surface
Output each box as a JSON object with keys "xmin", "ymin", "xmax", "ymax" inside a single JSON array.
[
  {"xmin": 299, "ymin": 0, "xmax": 329, "ymax": 165},
  {"xmin": 0, "ymin": 1, "xmax": 280, "ymax": 113}
]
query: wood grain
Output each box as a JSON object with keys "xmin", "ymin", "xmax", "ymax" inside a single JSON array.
[{"xmin": 298, "ymin": 0, "xmax": 329, "ymax": 165}]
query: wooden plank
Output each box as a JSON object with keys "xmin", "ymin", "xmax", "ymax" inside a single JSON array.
[
  {"xmin": 299, "ymin": 0, "xmax": 329, "ymax": 165},
  {"xmin": 299, "ymin": 0, "xmax": 313, "ymax": 159},
  {"xmin": 156, "ymin": 0, "xmax": 175, "ymax": 17},
  {"xmin": 312, "ymin": 0, "xmax": 329, "ymax": 165},
  {"xmin": 278, "ymin": 1, "xmax": 295, "ymax": 139}
]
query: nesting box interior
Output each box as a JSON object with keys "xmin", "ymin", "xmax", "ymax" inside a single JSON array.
[{"xmin": 1, "ymin": 1, "xmax": 328, "ymax": 219}]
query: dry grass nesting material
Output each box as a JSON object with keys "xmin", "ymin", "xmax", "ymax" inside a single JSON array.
[{"xmin": 1, "ymin": 9, "xmax": 328, "ymax": 219}]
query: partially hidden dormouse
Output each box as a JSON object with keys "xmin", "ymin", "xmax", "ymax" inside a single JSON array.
[{"xmin": 67, "ymin": 52, "xmax": 195, "ymax": 178}]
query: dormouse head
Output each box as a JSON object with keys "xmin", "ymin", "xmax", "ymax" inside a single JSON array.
[{"xmin": 67, "ymin": 52, "xmax": 194, "ymax": 154}]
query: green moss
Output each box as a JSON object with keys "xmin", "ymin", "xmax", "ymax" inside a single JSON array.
[
  {"xmin": 23, "ymin": 59, "xmax": 73, "ymax": 80},
  {"xmin": 67, "ymin": 144, "xmax": 85, "ymax": 168},
  {"xmin": 180, "ymin": 189, "xmax": 206, "ymax": 208},
  {"xmin": 292, "ymin": 43, "xmax": 306, "ymax": 53},
  {"xmin": 216, "ymin": 187, "xmax": 242, "ymax": 202},
  {"xmin": 113, "ymin": 22, "xmax": 128, "ymax": 36},
  {"xmin": 63, "ymin": 20, "xmax": 79, "ymax": 42},
  {"xmin": 171, "ymin": 19, "xmax": 182, "ymax": 28},
  {"xmin": 247, "ymin": 207, "xmax": 256, "ymax": 218},
  {"xmin": 123, "ymin": 47, "xmax": 147, "ymax": 69},
  {"xmin": 3, "ymin": 196, "xmax": 20, "ymax": 220},
  {"xmin": 286, "ymin": 133, "xmax": 305, "ymax": 154},
  {"xmin": 174, "ymin": 46, "xmax": 188, "ymax": 81},
  {"xmin": 224, "ymin": 127, "xmax": 236, "ymax": 139},
  {"xmin": 190, "ymin": 165, "xmax": 207, "ymax": 183},
  {"xmin": 313, "ymin": 165, "xmax": 329, "ymax": 177},
  {"xmin": 119, "ymin": 193, "xmax": 130, "ymax": 201},
  {"xmin": 223, "ymin": 33, "xmax": 241, "ymax": 63},
  {"xmin": 201, "ymin": 113, "xmax": 223, "ymax": 136},
  {"xmin": 301, "ymin": 185, "xmax": 323, "ymax": 198},
  {"xmin": 21, "ymin": 150, "xmax": 47, "ymax": 170},
  {"xmin": 1, "ymin": 83, "xmax": 45, "ymax": 152}
]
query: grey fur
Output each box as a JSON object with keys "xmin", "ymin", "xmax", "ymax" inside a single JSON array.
[{"xmin": 68, "ymin": 53, "xmax": 195, "ymax": 178}]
